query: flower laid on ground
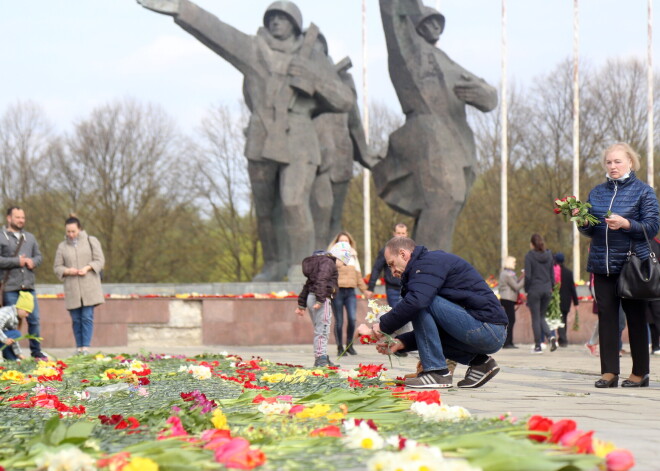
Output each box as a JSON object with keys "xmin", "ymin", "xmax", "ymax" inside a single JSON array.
[
  {"xmin": 528, "ymin": 415, "xmax": 634, "ymax": 470},
  {"xmin": 0, "ymin": 352, "xmax": 634, "ymax": 471},
  {"xmin": 554, "ymin": 196, "xmax": 600, "ymax": 226},
  {"xmin": 410, "ymin": 401, "xmax": 471, "ymax": 422}
]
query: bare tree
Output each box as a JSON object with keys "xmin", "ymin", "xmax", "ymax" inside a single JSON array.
[{"xmin": 190, "ymin": 102, "xmax": 260, "ymax": 281}]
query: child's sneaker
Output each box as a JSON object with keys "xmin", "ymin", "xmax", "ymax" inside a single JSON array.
[
  {"xmin": 457, "ymin": 356, "xmax": 500, "ymax": 388},
  {"xmin": 314, "ymin": 355, "xmax": 335, "ymax": 367},
  {"xmin": 404, "ymin": 370, "xmax": 453, "ymax": 389}
]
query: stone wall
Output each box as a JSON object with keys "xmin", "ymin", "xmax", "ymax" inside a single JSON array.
[{"xmin": 34, "ymin": 297, "xmax": 620, "ymax": 350}]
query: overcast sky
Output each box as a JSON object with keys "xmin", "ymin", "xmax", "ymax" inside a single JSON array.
[{"xmin": 1, "ymin": 1, "xmax": 657, "ymax": 133}]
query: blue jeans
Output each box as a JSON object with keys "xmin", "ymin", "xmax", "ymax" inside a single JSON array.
[
  {"xmin": 4, "ymin": 290, "xmax": 42, "ymax": 357},
  {"xmin": 413, "ymin": 296, "xmax": 507, "ymax": 371},
  {"xmin": 70, "ymin": 306, "xmax": 95, "ymax": 348},
  {"xmin": 332, "ymin": 288, "xmax": 357, "ymax": 346},
  {"xmin": 1, "ymin": 329, "xmax": 21, "ymax": 360},
  {"xmin": 386, "ymin": 286, "xmax": 401, "ymax": 307}
]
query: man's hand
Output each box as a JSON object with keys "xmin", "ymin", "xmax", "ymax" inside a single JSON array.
[
  {"xmin": 289, "ymin": 57, "xmax": 316, "ymax": 95},
  {"xmin": 24, "ymin": 258, "xmax": 35, "ymax": 270},
  {"xmin": 137, "ymin": 0, "xmax": 180, "ymax": 16},
  {"xmin": 295, "ymin": 307, "xmax": 306, "ymax": 317},
  {"xmin": 364, "ymin": 290, "xmax": 373, "ymax": 299},
  {"xmin": 371, "ymin": 322, "xmax": 384, "ymax": 341},
  {"xmin": 19, "ymin": 255, "xmax": 27, "ymax": 267},
  {"xmin": 376, "ymin": 338, "xmax": 404, "ymax": 355},
  {"xmin": 4, "ymin": 338, "xmax": 14, "ymax": 345}
]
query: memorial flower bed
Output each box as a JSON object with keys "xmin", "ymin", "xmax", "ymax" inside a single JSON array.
[{"xmin": 0, "ymin": 353, "xmax": 632, "ymax": 471}]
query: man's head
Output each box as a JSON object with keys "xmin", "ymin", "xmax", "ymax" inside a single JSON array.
[
  {"xmin": 415, "ymin": 6, "xmax": 445, "ymax": 45},
  {"xmin": 264, "ymin": 1, "xmax": 302, "ymax": 40},
  {"xmin": 392, "ymin": 223, "xmax": 408, "ymax": 238},
  {"xmin": 384, "ymin": 237, "xmax": 416, "ymax": 278},
  {"xmin": 6, "ymin": 207, "xmax": 25, "ymax": 232},
  {"xmin": 15, "ymin": 291, "xmax": 34, "ymax": 316}
]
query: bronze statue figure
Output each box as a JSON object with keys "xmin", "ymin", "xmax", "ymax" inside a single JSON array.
[
  {"xmin": 137, "ymin": 0, "xmax": 354, "ymax": 280},
  {"xmin": 375, "ymin": 0, "xmax": 498, "ymax": 250}
]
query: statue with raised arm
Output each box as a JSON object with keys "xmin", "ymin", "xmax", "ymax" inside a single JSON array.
[
  {"xmin": 311, "ymin": 37, "xmax": 373, "ymax": 248},
  {"xmin": 137, "ymin": 0, "xmax": 354, "ymax": 281},
  {"xmin": 374, "ymin": 0, "xmax": 498, "ymax": 251}
]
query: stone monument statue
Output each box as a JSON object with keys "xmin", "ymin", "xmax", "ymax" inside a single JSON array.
[
  {"xmin": 311, "ymin": 38, "xmax": 373, "ymax": 249},
  {"xmin": 137, "ymin": 0, "xmax": 354, "ymax": 281},
  {"xmin": 374, "ymin": 0, "xmax": 498, "ymax": 250}
]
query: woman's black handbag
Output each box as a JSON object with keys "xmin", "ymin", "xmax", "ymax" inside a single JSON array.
[{"xmin": 616, "ymin": 226, "xmax": 660, "ymax": 300}]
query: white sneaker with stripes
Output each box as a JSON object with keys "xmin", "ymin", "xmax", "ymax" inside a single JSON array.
[
  {"xmin": 457, "ymin": 357, "xmax": 500, "ymax": 388},
  {"xmin": 404, "ymin": 371, "xmax": 453, "ymax": 389}
]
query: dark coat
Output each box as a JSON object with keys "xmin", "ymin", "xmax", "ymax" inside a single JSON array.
[
  {"xmin": 378, "ymin": 246, "xmax": 507, "ymax": 346},
  {"xmin": 297, "ymin": 254, "xmax": 338, "ymax": 307},
  {"xmin": 579, "ymin": 172, "xmax": 659, "ymax": 275},
  {"xmin": 556, "ymin": 264, "xmax": 579, "ymax": 313},
  {"xmin": 524, "ymin": 249, "xmax": 554, "ymax": 294},
  {"xmin": 367, "ymin": 247, "xmax": 401, "ymax": 291}
]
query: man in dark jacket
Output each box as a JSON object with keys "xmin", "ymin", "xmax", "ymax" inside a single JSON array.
[
  {"xmin": 372, "ymin": 237, "xmax": 508, "ymax": 389},
  {"xmin": 367, "ymin": 223, "xmax": 409, "ymax": 306},
  {"xmin": 553, "ymin": 252, "xmax": 579, "ymax": 347}
]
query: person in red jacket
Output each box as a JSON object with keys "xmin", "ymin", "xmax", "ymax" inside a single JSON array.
[{"xmin": 295, "ymin": 245, "xmax": 351, "ymax": 367}]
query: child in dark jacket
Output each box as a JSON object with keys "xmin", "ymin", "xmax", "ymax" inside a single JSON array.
[{"xmin": 295, "ymin": 246, "xmax": 352, "ymax": 367}]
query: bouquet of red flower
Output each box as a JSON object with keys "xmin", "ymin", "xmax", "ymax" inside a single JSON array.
[{"xmin": 553, "ymin": 196, "xmax": 599, "ymax": 226}]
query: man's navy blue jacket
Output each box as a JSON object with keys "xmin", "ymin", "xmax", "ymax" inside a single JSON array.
[{"xmin": 378, "ymin": 246, "xmax": 507, "ymax": 347}]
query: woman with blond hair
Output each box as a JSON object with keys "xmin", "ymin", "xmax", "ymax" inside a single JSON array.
[
  {"xmin": 498, "ymin": 256, "xmax": 524, "ymax": 349},
  {"xmin": 579, "ymin": 142, "xmax": 659, "ymax": 388},
  {"xmin": 328, "ymin": 231, "xmax": 372, "ymax": 355}
]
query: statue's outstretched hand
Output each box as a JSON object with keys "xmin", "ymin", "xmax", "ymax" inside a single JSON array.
[{"xmin": 137, "ymin": 0, "xmax": 180, "ymax": 16}]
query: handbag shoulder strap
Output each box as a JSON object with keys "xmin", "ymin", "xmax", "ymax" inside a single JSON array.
[{"xmin": 1, "ymin": 233, "xmax": 26, "ymax": 285}]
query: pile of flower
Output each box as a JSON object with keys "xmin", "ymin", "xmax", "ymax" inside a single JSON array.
[{"xmin": 0, "ymin": 353, "xmax": 633, "ymax": 471}]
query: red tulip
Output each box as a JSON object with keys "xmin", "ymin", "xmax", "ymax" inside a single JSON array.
[{"xmin": 527, "ymin": 415, "xmax": 553, "ymax": 442}]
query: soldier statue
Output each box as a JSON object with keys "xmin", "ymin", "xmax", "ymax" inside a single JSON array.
[
  {"xmin": 374, "ymin": 0, "xmax": 498, "ymax": 250},
  {"xmin": 137, "ymin": 0, "xmax": 354, "ymax": 281}
]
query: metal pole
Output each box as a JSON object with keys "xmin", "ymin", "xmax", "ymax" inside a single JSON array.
[
  {"xmin": 572, "ymin": 0, "xmax": 581, "ymax": 277},
  {"xmin": 500, "ymin": 0, "xmax": 508, "ymax": 267},
  {"xmin": 648, "ymin": 0, "xmax": 655, "ymax": 188},
  {"xmin": 362, "ymin": 0, "xmax": 372, "ymax": 270}
]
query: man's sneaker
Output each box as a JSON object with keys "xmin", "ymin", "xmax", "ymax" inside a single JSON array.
[
  {"xmin": 404, "ymin": 370, "xmax": 453, "ymax": 389},
  {"xmin": 550, "ymin": 337, "xmax": 558, "ymax": 352},
  {"xmin": 532, "ymin": 345, "xmax": 543, "ymax": 354},
  {"xmin": 313, "ymin": 355, "xmax": 336, "ymax": 367},
  {"xmin": 653, "ymin": 349, "xmax": 660, "ymax": 355},
  {"xmin": 457, "ymin": 357, "xmax": 500, "ymax": 388}
]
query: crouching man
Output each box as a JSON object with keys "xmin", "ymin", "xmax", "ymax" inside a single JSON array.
[{"xmin": 372, "ymin": 237, "xmax": 508, "ymax": 389}]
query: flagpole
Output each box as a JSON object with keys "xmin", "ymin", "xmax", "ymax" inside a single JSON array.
[
  {"xmin": 572, "ymin": 0, "xmax": 581, "ymax": 277},
  {"xmin": 648, "ymin": 0, "xmax": 655, "ymax": 188},
  {"xmin": 500, "ymin": 0, "xmax": 508, "ymax": 267},
  {"xmin": 362, "ymin": 0, "xmax": 372, "ymax": 270}
]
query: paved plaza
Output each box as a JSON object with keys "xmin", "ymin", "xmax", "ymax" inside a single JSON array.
[{"xmin": 45, "ymin": 343, "xmax": 660, "ymax": 470}]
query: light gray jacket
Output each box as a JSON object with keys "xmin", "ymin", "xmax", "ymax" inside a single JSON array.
[
  {"xmin": 0, "ymin": 228, "xmax": 42, "ymax": 292},
  {"xmin": 498, "ymin": 268, "xmax": 524, "ymax": 302},
  {"xmin": 53, "ymin": 231, "xmax": 105, "ymax": 310}
]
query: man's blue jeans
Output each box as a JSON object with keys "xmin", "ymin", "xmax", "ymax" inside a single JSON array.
[
  {"xmin": 413, "ymin": 296, "xmax": 506, "ymax": 371},
  {"xmin": 70, "ymin": 306, "xmax": 95, "ymax": 348},
  {"xmin": 1, "ymin": 329, "xmax": 21, "ymax": 360},
  {"xmin": 4, "ymin": 290, "xmax": 41, "ymax": 357}
]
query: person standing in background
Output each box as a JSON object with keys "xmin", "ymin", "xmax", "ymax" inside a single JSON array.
[
  {"xmin": 498, "ymin": 256, "xmax": 524, "ymax": 349},
  {"xmin": 553, "ymin": 253, "xmax": 579, "ymax": 347},
  {"xmin": 0, "ymin": 207, "xmax": 44, "ymax": 359},
  {"xmin": 524, "ymin": 233, "xmax": 556, "ymax": 354},
  {"xmin": 53, "ymin": 215, "xmax": 105, "ymax": 355}
]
